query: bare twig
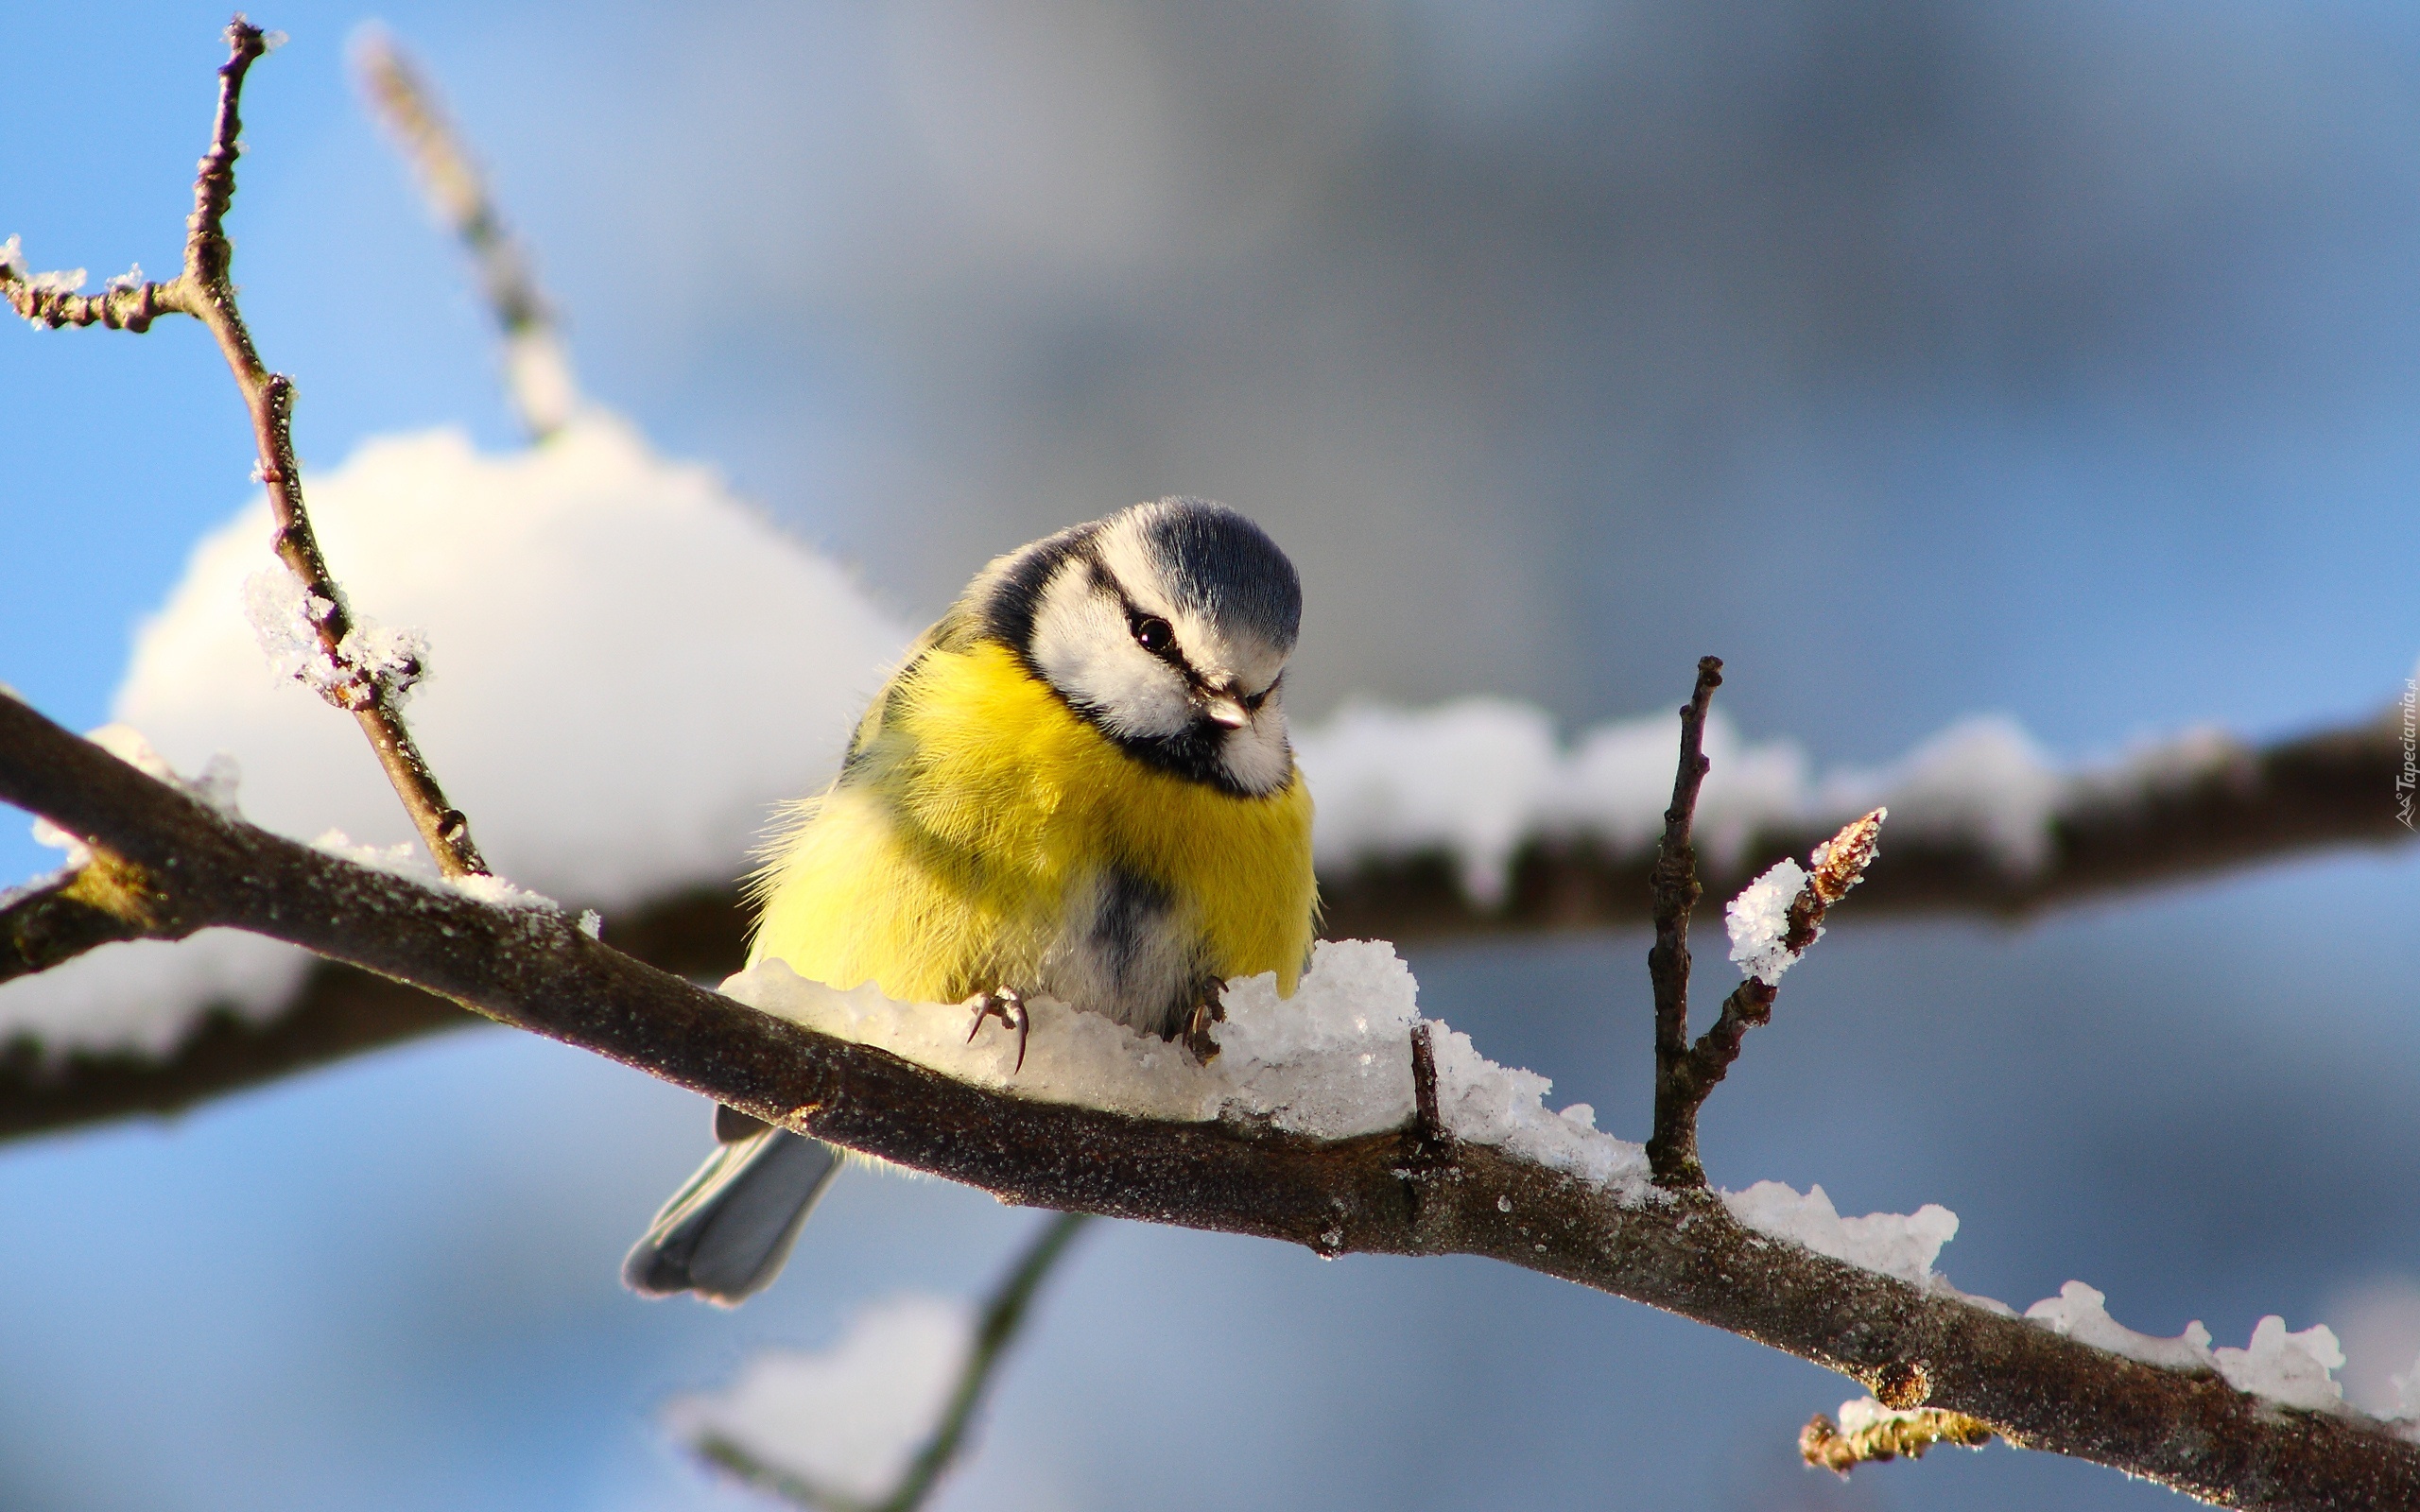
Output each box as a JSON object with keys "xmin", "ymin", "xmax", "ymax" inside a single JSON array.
[
  {"xmin": 3, "ymin": 691, "xmax": 2414, "ymax": 1510},
  {"xmin": 1650, "ymin": 809, "xmax": 1889, "ymax": 1191},
  {"xmin": 1801, "ymin": 1401, "xmax": 1996, "ymax": 1474},
  {"xmin": 0, "ymin": 18, "xmax": 486, "ymax": 880},
  {"xmin": 1409, "ymin": 1021, "xmax": 1445, "ymax": 1153},
  {"xmin": 882, "ymin": 1210, "xmax": 1091, "ymax": 1512},
  {"xmin": 1645, "ymin": 656, "xmax": 1721, "ymax": 1187},
  {"xmin": 695, "ymin": 1211, "xmax": 1095, "ymax": 1512},
  {"xmin": 351, "ymin": 26, "xmax": 578, "ymax": 439}
]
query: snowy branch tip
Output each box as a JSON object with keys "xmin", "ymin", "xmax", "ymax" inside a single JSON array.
[{"xmin": 1725, "ymin": 807, "xmax": 1885, "ymax": 984}]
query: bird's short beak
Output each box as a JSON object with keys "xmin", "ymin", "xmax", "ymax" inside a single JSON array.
[{"xmin": 1201, "ymin": 694, "xmax": 1251, "ymax": 729}]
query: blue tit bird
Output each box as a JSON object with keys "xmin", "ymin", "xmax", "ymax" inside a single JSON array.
[{"xmin": 624, "ymin": 496, "xmax": 1318, "ymax": 1304}]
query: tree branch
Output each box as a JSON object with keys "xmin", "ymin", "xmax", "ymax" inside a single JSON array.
[
  {"xmin": 1645, "ymin": 657, "xmax": 1720, "ymax": 1186},
  {"xmin": 1, "ymin": 17, "xmax": 486, "ymax": 880},
  {"xmin": 1, "ymin": 859, "xmax": 182, "ymax": 987},
  {"xmin": 2, "ymin": 702, "xmax": 2404, "ymax": 1148},
  {"xmin": 3, "ymin": 690, "xmax": 2412, "ymax": 1510},
  {"xmin": 1652, "ymin": 806, "xmax": 1887, "ymax": 1188}
]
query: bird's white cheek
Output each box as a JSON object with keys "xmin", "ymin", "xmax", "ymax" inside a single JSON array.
[
  {"xmin": 1218, "ymin": 710, "xmax": 1294, "ymax": 795},
  {"xmin": 1029, "ymin": 589, "xmax": 1192, "ymax": 738}
]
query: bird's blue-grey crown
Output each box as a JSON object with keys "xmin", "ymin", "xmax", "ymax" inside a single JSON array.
[
  {"xmin": 1135, "ymin": 497, "xmax": 1302, "ymax": 653},
  {"xmin": 975, "ymin": 497, "xmax": 1303, "ymax": 796}
]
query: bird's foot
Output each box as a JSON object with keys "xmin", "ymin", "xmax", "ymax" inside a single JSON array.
[
  {"xmin": 1180, "ymin": 997, "xmax": 1226, "ymax": 1065},
  {"xmin": 967, "ymin": 986, "xmax": 1030, "ymax": 1073}
]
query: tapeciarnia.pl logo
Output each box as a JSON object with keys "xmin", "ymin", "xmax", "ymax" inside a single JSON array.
[{"xmin": 2398, "ymin": 677, "xmax": 2417, "ymax": 832}]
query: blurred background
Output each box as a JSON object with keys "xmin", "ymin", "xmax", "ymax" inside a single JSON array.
[{"xmin": 4, "ymin": 3, "xmax": 2419, "ymax": 1508}]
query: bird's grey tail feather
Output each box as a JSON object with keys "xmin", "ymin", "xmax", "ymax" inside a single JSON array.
[{"xmin": 622, "ymin": 1127, "xmax": 841, "ymax": 1305}]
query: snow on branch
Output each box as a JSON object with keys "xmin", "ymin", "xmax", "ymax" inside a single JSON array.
[
  {"xmin": 1, "ymin": 50, "xmax": 2401, "ymax": 1130},
  {"xmin": 8, "ymin": 33, "xmax": 2408, "ymax": 1111},
  {"xmin": 3, "ymin": 686, "xmax": 2417, "ymax": 1509},
  {"xmin": 1307, "ymin": 701, "xmax": 2415, "ymax": 938},
  {"xmin": 6, "ymin": 31, "xmax": 2416, "ymax": 1503}
]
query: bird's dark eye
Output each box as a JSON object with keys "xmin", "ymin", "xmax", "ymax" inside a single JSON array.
[{"xmin": 1131, "ymin": 615, "xmax": 1174, "ymax": 653}]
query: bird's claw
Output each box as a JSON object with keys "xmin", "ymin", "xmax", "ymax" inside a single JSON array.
[
  {"xmin": 967, "ymin": 986, "xmax": 1030, "ymax": 1073},
  {"xmin": 1180, "ymin": 997, "xmax": 1225, "ymax": 1065}
]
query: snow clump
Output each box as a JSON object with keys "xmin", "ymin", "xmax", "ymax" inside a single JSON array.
[
  {"xmin": 2024, "ymin": 1280, "xmax": 2217, "ymax": 1372},
  {"xmin": 2023, "ymin": 1280, "xmax": 2351, "ymax": 1412},
  {"xmin": 242, "ymin": 563, "xmax": 432, "ymax": 709},
  {"xmin": 665, "ymin": 1293, "xmax": 972, "ymax": 1502},
  {"xmin": 1724, "ymin": 858, "xmax": 1809, "ymax": 983},
  {"xmin": 727, "ymin": 938, "xmax": 1655, "ymax": 1199},
  {"xmin": 0, "ymin": 414, "xmax": 908, "ymax": 1061},
  {"xmin": 2216, "ymin": 1315, "xmax": 2346, "ymax": 1412},
  {"xmin": 1721, "ymin": 1180, "xmax": 1960, "ymax": 1288}
]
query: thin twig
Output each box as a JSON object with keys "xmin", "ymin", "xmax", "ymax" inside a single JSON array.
[
  {"xmin": 1800, "ymin": 1402, "xmax": 1996, "ymax": 1475},
  {"xmin": 1645, "ymin": 656, "xmax": 1721, "ymax": 1187},
  {"xmin": 0, "ymin": 17, "xmax": 487, "ymax": 880},
  {"xmin": 351, "ymin": 26, "xmax": 579, "ymax": 440},
  {"xmin": 4, "ymin": 691, "xmax": 2415, "ymax": 1511},
  {"xmin": 1409, "ymin": 1022, "xmax": 1444, "ymax": 1153},
  {"xmin": 691, "ymin": 1440, "xmax": 868, "ymax": 1512},
  {"xmin": 1651, "ymin": 808, "xmax": 1889, "ymax": 1187},
  {"xmin": 880, "ymin": 1211, "xmax": 1092, "ymax": 1512},
  {"xmin": 694, "ymin": 1211, "xmax": 1095, "ymax": 1512}
]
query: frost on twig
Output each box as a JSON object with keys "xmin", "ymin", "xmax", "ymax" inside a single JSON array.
[
  {"xmin": 1723, "ymin": 805, "xmax": 1885, "ymax": 985},
  {"xmin": 1655, "ymin": 807, "xmax": 1884, "ymax": 1182},
  {"xmin": 242, "ymin": 564, "xmax": 429, "ymax": 710},
  {"xmin": 1801, "ymin": 1399, "xmax": 1996, "ymax": 1475}
]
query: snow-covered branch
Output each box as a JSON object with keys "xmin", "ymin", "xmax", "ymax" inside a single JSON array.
[
  {"xmin": 2, "ymin": 693, "xmax": 2402, "ymax": 1147},
  {"xmin": 1310, "ymin": 702, "xmax": 2413, "ymax": 938},
  {"xmin": 3, "ymin": 687, "xmax": 2416, "ymax": 1510},
  {"xmin": 1, "ymin": 19, "xmax": 487, "ymax": 882}
]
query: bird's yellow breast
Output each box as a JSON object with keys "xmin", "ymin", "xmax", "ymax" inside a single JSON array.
[{"xmin": 750, "ymin": 640, "xmax": 1317, "ymax": 1012}]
